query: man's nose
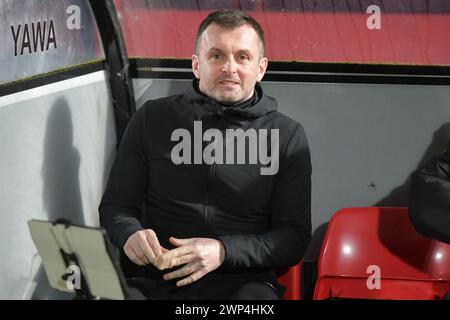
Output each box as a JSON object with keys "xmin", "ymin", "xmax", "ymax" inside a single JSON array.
[{"xmin": 222, "ymin": 57, "xmax": 238, "ymax": 74}]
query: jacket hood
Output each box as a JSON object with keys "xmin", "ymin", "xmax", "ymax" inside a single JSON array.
[{"xmin": 183, "ymin": 78, "xmax": 278, "ymax": 119}]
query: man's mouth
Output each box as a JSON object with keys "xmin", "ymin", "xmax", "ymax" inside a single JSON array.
[
  {"xmin": 218, "ymin": 80, "xmax": 240, "ymax": 85},
  {"xmin": 218, "ymin": 80, "xmax": 240, "ymax": 90}
]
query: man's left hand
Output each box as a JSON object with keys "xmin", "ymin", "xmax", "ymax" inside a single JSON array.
[{"xmin": 155, "ymin": 237, "xmax": 225, "ymax": 287}]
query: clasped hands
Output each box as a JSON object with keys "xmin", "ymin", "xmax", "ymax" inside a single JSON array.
[{"xmin": 124, "ymin": 229, "xmax": 225, "ymax": 287}]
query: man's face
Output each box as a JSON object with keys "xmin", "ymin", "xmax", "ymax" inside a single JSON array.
[{"xmin": 192, "ymin": 23, "xmax": 268, "ymax": 105}]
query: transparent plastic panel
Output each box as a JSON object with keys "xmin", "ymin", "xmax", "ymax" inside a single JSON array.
[{"xmin": 0, "ymin": 0, "xmax": 104, "ymax": 85}]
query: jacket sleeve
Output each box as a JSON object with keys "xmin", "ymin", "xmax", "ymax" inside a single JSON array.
[
  {"xmin": 219, "ymin": 124, "xmax": 312, "ymax": 269},
  {"xmin": 99, "ymin": 107, "xmax": 148, "ymax": 249},
  {"xmin": 409, "ymin": 142, "xmax": 450, "ymax": 244}
]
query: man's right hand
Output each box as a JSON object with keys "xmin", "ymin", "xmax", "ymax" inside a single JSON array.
[{"xmin": 123, "ymin": 229, "xmax": 167, "ymax": 266}]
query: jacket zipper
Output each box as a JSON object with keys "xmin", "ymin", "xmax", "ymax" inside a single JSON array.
[
  {"xmin": 202, "ymin": 119, "xmax": 225, "ymax": 227},
  {"xmin": 203, "ymin": 162, "xmax": 216, "ymax": 227}
]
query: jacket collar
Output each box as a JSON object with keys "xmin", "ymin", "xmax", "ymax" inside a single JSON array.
[{"xmin": 183, "ymin": 78, "xmax": 278, "ymax": 119}]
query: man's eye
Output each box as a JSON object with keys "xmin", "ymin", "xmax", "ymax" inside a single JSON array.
[
  {"xmin": 212, "ymin": 53, "xmax": 222, "ymax": 59},
  {"xmin": 239, "ymin": 55, "xmax": 249, "ymax": 60}
]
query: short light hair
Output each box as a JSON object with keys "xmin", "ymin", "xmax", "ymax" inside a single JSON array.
[{"xmin": 195, "ymin": 9, "xmax": 265, "ymax": 58}]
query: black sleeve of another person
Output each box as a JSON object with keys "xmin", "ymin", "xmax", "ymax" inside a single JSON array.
[{"xmin": 409, "ymin": 141, "xmax": 450, "ymax": 244}]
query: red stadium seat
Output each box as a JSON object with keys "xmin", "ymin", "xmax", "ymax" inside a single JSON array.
[
  {"xmin": 313, "ymin": 207, "xmax": 450, "ymax": 300},
  {"xmin": 277, "ymin": 261, "xmax": 302, "ymax": 300}
]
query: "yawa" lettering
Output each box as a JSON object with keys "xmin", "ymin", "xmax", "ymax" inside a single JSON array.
[{"xmin": 10, "ymin": 20, "xmax": 57, "ymax": 56}]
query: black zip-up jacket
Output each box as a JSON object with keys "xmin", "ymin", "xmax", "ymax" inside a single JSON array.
[{"xmin": 99, "ymin": 80, "xmax": 311, "ymax": 295}]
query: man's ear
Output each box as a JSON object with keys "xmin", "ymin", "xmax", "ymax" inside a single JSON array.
[
  {"xmin": 192, "ymin": 54, "xmax": 200, "ymax": 79},
  {"xmin": 257, "ymin": 57, "xmax": 268, "ymax": 82}
]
